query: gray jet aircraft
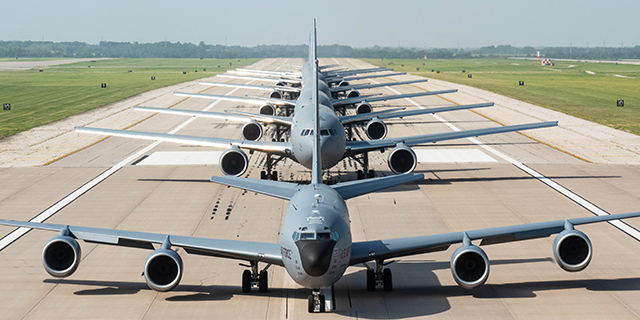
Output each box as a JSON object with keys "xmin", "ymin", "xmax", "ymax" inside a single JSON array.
[{"xmin": 1, "ymin": 20, "xmax": 640, "ymax": 314}]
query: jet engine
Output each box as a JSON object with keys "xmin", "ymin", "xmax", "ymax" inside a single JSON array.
[
  {"xmin": 144, "ymin": 248, "xmax": 183, "ymax": 292},
  {"xmin": 275, "ymin": 81, "xmax": 286, "ymax": 87},
  {"xmin": 365, "ymin": 118, "xmax": 387, "ymax": 140},
  {"xmin": 553, "ymin": 229, "xmax": 592, "ymax": 272},
  {"xmin": 269, "ymin": 90, "xmax": 282, "ymax": 99},
  {"xmin": 346, "ymin": 89, "xmax": 360, "ymax": 98},
  {"xmin": 355, "ymin": 102, "xmax": 372, "ymax": 115},
  {"xmin": 241, "ymin": 121, "xmax": 263, "ymax": 141},
  {"xmin": 387, "ymin": 144, "xmax": 417, "ymax": 174},
  {"xmin": 450, "ymin": 245, "xmax": 490, "ymax": 290},
  {"xmin": 42, "ymin": 235, "xmax": 82, "ymax": 278},
  {"xmin": 259, "ymin": 103, "xmax": 276, "ymax": 116},
  {"xmin": 338, "ymin": 80, "xmax": 350, "ymax": 87},
  {"xmin": 219, "ymin": 147, "xmax": 248, "ymax": 176}
]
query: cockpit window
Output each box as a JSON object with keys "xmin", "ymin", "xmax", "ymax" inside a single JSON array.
[
  {"xmin": 317, "ymin": 232, "xmax": 331, "ymax": 239},
  {"xmin": 320, "ymin": 129, "xmax": 330, "ymax": 136},
  {"xmin": 332, "ymin": 231, "xmax": 340, "ymax": 241},
  {"xmin": 300, "ymin": 232, "xmax": 316, "ymax": 240},
  {"xmin": 292, "ymin": 231, "xmax": 300, "ymax": 241}
]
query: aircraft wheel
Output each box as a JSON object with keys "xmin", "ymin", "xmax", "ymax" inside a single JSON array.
[
  {"xmin": 308, "ymin": 295, "xmax": 315, "ymax": 313},
  {"xmin": 366, "ymin": 269, "xmax": 376, "ymax": 291},
  {"xmin": 357, "ymin": 170, "xmax": 364, "ymax": 180},
  {"xmin": 258, "ymin": 270, "xmax": 268, "ymax": 293},
  {"xmin": 271, "ymin": 171, "xmax": 278, "ymax": 181},
  {"xmin": 368, "ymin": 169, "xmax": 375, "ymax": 179},
  {"xmin": 242, "ymin": 270, "xmax": 252, "ymax": 293},
  {"xmin": 260, "ymin": 171, "xmax": 267, "ymax": 180},
  {"xmin": 319, "ymin": 295, "xmax": 326, "ymax": 312},
  {"xmin": 383, "ymin": 268, "xmax": 393, "ymax": 291}
]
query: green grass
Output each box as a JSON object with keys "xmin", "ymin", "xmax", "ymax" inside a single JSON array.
[
  {"xmin": 0, "ymin": 58, "xmax": 259, "ymax": 138},
  {"xmin": 365, "ymin": 58, "xmax": 640, "ymax": 135}
]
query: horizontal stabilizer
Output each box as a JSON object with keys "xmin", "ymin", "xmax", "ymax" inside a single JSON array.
[
  {"xmin": 332, "ymin": 173, "xmax": 424, "ymax": 200},
  {"xmin": 210, "ymin": 175, "xmax": 301, "ymax": 200}
]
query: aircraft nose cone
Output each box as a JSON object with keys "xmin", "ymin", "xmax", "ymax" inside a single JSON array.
[{"xmin": 296, "ymin": 240, "xmax": 336, "ymax": 277}]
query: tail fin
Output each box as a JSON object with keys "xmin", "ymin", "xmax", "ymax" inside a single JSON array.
[{"xmin": 310, "ymin": 19, "xmax": 322, "ymax": 185}]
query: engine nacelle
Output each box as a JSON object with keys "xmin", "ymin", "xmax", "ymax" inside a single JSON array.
[
  {"xmin": 259, "ymin": 103, "xmax": 276, "ymax": 115},
  {"xmin": 144, "ymin": 248, "xmax": 183, "ymax": 292},
  {"xmin": 387, "ymin": 144, "xmax": 417, "ymax": 174},
  {"xmin": 355, "ymin": 102, "xmax": 372, "ymax": 115},
  {"xmin": 219, "ymin": 147, "xmax": 248, "ymax": 176},
  {"xmin": 269, "ymin": 90, "xmax": 282, "ymax": 99},
  {"xmin": 450, "ymin": 245, "xmax": 490, "ymax": 290},
  {"xmin": 553, "ymin": 229, "xmax": 592, "ymax": 272},
  {"xmin": 366, "ymin": 118, "xmax": 387, "ymax": 140},
  {"xmin": 42, "ymin": 235, "xmax": 81, "ymax": 278},
  {"xmin": 241, "ymin": 121, "xmax": 263, "ymax": 141},
  {"xmin": 275, "ymin": 81, "xmax": 286, "ymax": 87},
  {"xmin": 346, "ymin": 89, "xmax": 360, "ymax": 98},
  {"xmin": 338, "ymin": 80, "xmax": 350, "ymax": 87}
]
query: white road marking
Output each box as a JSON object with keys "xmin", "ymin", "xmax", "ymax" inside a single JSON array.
[
  {"xmin": 0, "ymin": 83, "xmax": 249, "ymax": 250},
  {"xmin": 377, "ymin": 81, "xmax": 640, "ymax": 241}
]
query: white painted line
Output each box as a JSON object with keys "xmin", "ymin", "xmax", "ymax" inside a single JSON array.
[
  {"xmin": 0, "ymin": 83, "xmax": 249, "ymax": 251},
  {"xmin": 378, "ymin": 82, "xmax": 640, "ymax": 241}
]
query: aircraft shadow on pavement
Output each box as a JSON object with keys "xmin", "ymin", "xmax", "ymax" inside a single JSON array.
[{"xmin": 335, "ymin": 258, "xmax": 640, "ymax": 319}]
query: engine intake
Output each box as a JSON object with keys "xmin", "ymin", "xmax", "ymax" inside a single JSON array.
[
  {"xmin": 450, "ymin": 245, "xmax": 489, "ymax": 290},
  {"xmin": 366, "ymin": 118, "xmax": 387, "ymax": 140},
  {"xmin": 338, "ymin": 80, "xmax": 350, "ymax": 87},
  {"xmin": 42, "ymin": 235, "xmax": 81, "ymax": 278},
  {"xmin": 241, "ymin": 121, "xmax": 263, "ymax": 141},
  {"xmin": 346, "ymin": 89, "xmax": 360, "ymax": 98},
  {"xmin": 553, "ymin": 229, "xmax": 592, "ymax": 272},
  {"xmin": 259, "ymin": 104, "xmax": 276, "ymax": 116},
  {"xmin": 219, "ymin": 147, "xmax": 248, "ymax": 176},
  {"xmin": 269, "ymin": 90, "xmax": 282, "ymax": 99},
  {"xmin": 144, "ymin": 248, "xmax": 183, "ymax": 292},
  {"xmin": 355, "ymin": 102, "xmax": 372, "ymax": 115},
  {"xmin": 387, "ymin": 144, "xmax": 417, "ymax": 174}
]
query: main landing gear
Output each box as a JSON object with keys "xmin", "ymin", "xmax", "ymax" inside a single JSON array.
[
  {"xmin": 308, "ymin": 289, "xmax": 326, "ymax": 313},
  {"xmin": 260, "ymin": 154, "xmax": 284, "ymax": 181},
  {"xmin": 365, "ymin": 260, "xmax": 393, "ymax": 291},
  {"xmin": 350, "ymin": 152, "xmax": 375, "ymax": 180},
  {"xmin": 240, "ymin": 261, "xmax": 271, "ymax": 293}
]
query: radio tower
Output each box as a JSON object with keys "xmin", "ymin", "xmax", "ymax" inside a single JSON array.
[{"xmin": 423, "ymin": 43, "xmax": 427, "ymax": 59}]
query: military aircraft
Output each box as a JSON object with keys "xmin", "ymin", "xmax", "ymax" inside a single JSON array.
[
  {"xmin": 75, "ymin": 36, "xmax": 557, "ymax": 182},
  {"xmin": 1, "ymin": 20, "xmax": 640, "ymax": 314}
]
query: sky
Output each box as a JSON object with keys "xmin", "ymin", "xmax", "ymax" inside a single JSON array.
[{"xmin": 2, "ymin": 0, "xmax": 639, "ymax": 49}]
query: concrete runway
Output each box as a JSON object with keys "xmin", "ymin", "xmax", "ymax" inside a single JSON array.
[{"xmin": 1, "ymin": 58, "xmax": 640, "ymax": 319}]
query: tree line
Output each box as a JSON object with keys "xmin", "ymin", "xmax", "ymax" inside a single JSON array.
[{"xmin": 2, "ymin": 40, "xmax": 640, "ymax": 60}]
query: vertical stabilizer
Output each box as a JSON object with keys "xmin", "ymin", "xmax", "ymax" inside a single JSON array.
[{"xmin": 310, "ymin": 19, "xmax": 322, "ymax": 186}]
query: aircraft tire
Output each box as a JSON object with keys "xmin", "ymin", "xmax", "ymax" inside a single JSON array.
[
  {"xmin": 242, "ymin": 270, "xmax": 251, "ymax": 293},
  {"xmin": 258, "ymin": 270, "xmax": 268, "ymax": 293},
  {"xmin": 366, "ymin": 269, "xmax": 376, "ymax": 291},
  {"xmin": 308, "ymin": 295, "xmax": 315, "ymax": 313},
  {"xmin": 319, "ymin": 295, "xmax": 326, "ymax": 312},
  {"xmin": 383, "ymin": 268, "xmax": 393, "ymax": 291}
]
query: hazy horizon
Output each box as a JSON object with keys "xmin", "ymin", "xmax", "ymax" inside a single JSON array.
[{"xmin": 3, "ymin": 0, "xmax": 638, "ymax": 49}]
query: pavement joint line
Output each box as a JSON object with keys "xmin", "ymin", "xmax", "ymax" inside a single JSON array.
[
  {"xmin": 0, "ymin": 81, "xmax": 250, "ymax": 251},
  {"xmin": 378, "ymin": 81, "xmax": 640, "ymax": 242}
]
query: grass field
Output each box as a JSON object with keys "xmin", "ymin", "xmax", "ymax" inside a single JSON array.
[
  {"xmin": 0, "ymin": 58, "xmax": 259, "ymax": 138},
  {"xmin": 365, "ymin": 58, "xmax": 640, "ymax": 135}
]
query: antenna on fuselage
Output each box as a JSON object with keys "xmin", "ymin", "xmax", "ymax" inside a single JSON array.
[{"xmin": 310, "ymin": 19, "xmax": 322, "ymax": 186}]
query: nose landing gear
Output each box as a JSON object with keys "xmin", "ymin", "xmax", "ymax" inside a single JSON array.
[{"xmin": 308, "ymin": 289, "xmax": 326, "ymax": 313}]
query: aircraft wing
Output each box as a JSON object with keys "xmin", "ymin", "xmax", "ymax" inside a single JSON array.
[
  {"xmin": 333, "ymin": 89, "xmax": 458, "ymax": 107},
  {"xmin": 330, "ymin": 79, "xmax": 428, "ymax": 93},
  {"xmin": 341, "ymin": 72, "xmax": 406, "ymax": 82},
  {"xmin": 339, "ymin": 102, "xmax": 494, "ymax": 124},
  {"xmin": 134, "ymin": 106, "xmax": 293, "ymax": 126},
  {"xmin": 331, "ymin": 173, "xmax": 424, "ymax": 200},
  {"xmin": 199, "ymin": 81, "xmax": 301, "ymax": 93},
  {"xmin": 217, "ymin": 74, "xmax": 302, "ymax": 84},
  {"xmin": 349, "ymin": 211, "xmax": 640, "ymax": 265},
  {"xmin": 210, "ymin": 175, "xmax": 302, "ymax": 200},
  {"xmin": 174, "ymin": 92, "xmax": 296, "ymax": 106},
  {"xmin": 344, "ymin": 121, "xmax": 558, "ymax": 155},
  {"xmin": 75, "ymin": 127, "xmax": 291, "ymax": 154},
  {"xmin": 0, "ymin": 220, "xmax": 283, "ymax": 266}
]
